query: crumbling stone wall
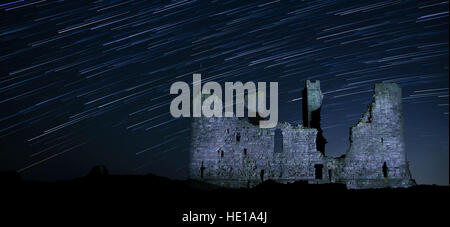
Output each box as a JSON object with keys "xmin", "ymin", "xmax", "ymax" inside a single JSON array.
[
  {"xmin": 190, "ymin": 117, "xmax": 332, "ymax": 188},
  {"xmin": 189, "ymin": 81, "xmax": 415, "ymax": 189},
  {"xmin": 340, "ymin": 83, "xmax": 415, "ymax": 189}
]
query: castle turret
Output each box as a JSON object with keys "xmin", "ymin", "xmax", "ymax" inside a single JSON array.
[
  {"xmin": 302, "ymin": 80, "xmax": 323, "ymax": 128},
  {"xmin": 302, "ymin": 80, "xmax": 327, "ymax": 154}
]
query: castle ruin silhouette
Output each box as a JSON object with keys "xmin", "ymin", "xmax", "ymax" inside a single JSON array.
[{"xmin": 189, "ymin": 80, "xmax": 415, "ymax": 189}]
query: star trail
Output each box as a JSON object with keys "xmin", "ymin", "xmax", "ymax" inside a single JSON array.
[{"xmin": 0, "ymin": 0, "xmax": 448, "ymax": 184}]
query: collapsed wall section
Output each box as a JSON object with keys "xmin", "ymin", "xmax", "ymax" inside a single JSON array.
[{"xmin": 341, "ymin": 83, "xmax": 415, "ymax": 189}]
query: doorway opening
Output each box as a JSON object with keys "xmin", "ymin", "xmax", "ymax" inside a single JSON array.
[
  {"xmin": 314, "ymin": 164, "xmax": 323, "ymax": 180},
  {"xmin": 328, "ymin": 169, "xmax": 332, "ymax": 181}
]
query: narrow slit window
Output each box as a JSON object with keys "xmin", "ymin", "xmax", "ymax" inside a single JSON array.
[
  {"xmin": 382, "ymin": 162, "xmax": 388, "ymax": 178},
  {"xmin": 200, "ymin": 161, "xmax": 205, "ymax": 179},
  {"xmin": 328, "ymin": 169, "xmax": 332, "ymax": 181},
  {"xmin": 274, "ymin": 129, "xmax": 283, "ymax": 153}
]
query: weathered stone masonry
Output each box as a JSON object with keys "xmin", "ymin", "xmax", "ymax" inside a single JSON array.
[{"xmin": 189, "ymin": 81, "xmax": 416, "ymax": 189}]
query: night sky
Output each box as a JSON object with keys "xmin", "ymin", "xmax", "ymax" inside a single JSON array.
[{"xmin": 0, "ymin": 0, "xmax": 448, "ymax": 185}]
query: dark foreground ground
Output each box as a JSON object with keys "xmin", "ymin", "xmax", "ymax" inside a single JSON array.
[{"xmin": 1, "ymin": 171, "xmax": 448, "ymax": 226}]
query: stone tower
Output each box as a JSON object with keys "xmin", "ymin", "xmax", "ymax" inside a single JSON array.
[
  {"xmin": 341, "ymin": 83, "xmax": 415, "ymax": 188},
  {"xmin": 302, "ymin": 80, "xmax": 327, "ymax": 154}
]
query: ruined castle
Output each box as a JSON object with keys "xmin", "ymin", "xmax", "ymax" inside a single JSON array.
[{"xmin": 189, "ymin": 81, "xmax": 415, "ymax": 189}]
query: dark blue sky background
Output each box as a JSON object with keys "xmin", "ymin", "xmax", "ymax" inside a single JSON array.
[{"xmin": 0, "ymin": 0, "xmax": 448, "ymax": 185}]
